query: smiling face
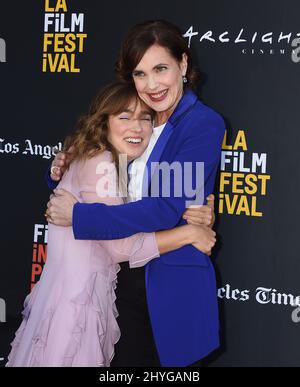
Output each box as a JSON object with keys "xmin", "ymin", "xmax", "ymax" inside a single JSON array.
[
  {"xmin": 107, "ymin": 99, "xmax": 153, "ymax": 162},
  {"xmin": 132, "ymin": 44, "xmax": 188, "ymax": 125}
]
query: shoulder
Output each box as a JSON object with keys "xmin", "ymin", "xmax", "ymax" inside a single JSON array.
[
  {"xmin": 78, "ymin": 150, "xmax": 114, "ymax": 170},
  {"xmin": 176, "ymin": 99, "xmax": 225, "ymax": 147},
  {"xmin": 75, "ymin": 150, "xmax": 116, "ymax": 184},
  {"xmin": 192, "ymin": 100, "xmax": 225, "ymax": 131},
  {"xmin": 178, "ymin": 91, "xmax": 225, "ymax": 134}
]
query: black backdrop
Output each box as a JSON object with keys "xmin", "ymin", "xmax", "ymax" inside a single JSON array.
[{"xmin": 1, "ymin": 0, "xmax": 300, "ymax": 367}]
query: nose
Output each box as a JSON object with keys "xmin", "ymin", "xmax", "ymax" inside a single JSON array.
[
  {"xmin": 147, "ymin": 73, "xmax": 158, "ymax": 90},
  {"xmin": 130, "ymin": 120, "xmax": 143, "ymax": 133}
]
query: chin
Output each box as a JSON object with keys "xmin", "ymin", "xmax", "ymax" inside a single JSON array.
[
  {"xmin": 131, "ymin": 152, "xmax": 142, "ymax": 160},
  {"xmin": 150, "ymin": 100, "xmax": 171, "ymax": 113}
]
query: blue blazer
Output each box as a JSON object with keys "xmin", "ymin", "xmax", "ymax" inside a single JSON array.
[{"xmin": 47, "ymin": 90, "xmax": 225, "ymax": 366}]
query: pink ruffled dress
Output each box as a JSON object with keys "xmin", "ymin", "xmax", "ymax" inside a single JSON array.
[{"xmin": 6, "ymin": 151, "xmax": 160, "ymax": 367}]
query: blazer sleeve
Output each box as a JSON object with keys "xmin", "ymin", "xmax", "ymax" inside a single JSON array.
[
  {"xmin": 45, "ymin": 166, "xmax": 59, "ymax": 190},
  {"xmin": 75, "ymin": 154, "xmax": 160, "ymax": 268},
  {"xmin": 73, "ymin": 112, "xmax": 225, "ymax": 241}
]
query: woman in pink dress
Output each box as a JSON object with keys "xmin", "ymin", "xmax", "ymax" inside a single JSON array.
[{"xmin": 6, "ymin": 82, "xmax": 216, "ymax": 367}]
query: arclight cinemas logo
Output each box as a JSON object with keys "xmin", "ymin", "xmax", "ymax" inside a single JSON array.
[
  {"xmin": 0, "ymin": 37, "xmax": 6, "ymax": 63},
  {"xmin": 184, "ymin": 26, "xmax": 300, "ymax": 58}
]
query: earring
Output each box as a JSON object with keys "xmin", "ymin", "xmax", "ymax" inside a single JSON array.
[{"xmin": 183, "ymin": 76, "xmax": 188, "ymax": 84}]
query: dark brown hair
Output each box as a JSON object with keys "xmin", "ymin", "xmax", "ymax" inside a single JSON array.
[
  {"xmin": 115, "ymin": 20, "xmax": 200, "ymax": 89},
  {"xmin": 63, "ymin": 82, "xmax": 154, "ymax": 168}
]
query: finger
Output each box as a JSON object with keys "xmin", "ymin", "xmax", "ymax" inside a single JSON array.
[
  {"xmin": 183, "ymin": 209, "xmax": 204, "ymax": 219},
  {"xmin": 56, "ymin": 152, "xmax": 66, "ymax": 161},
  {"xmin": 207, "ymin": 194, "xmax": 214, "ymax": 202},
  {"xmin": 52, "ymin": 156, "xmax": 63, "ymax": 168},
  {"xmin": 209, "ymin": 237, "xmax": 216, "ymax": 245},
  {"xmin": 206, "ymin": 195, "xmax": 215, "ymax": 209},
  {"xmin": 50, "ymin": 166, "xmax": 61, "ymax": 176},
  {"xmin": 186, "ymin": 219, "xmax": 202, "ymax": 226},
  {"xmin": 184, "ymin": 207, "xmax": 211, "ymax": 216},
  {"xmin": 201, "ymin": 209, "xmax": 213, "ymax": 218},
  {"xmin": 45, "ymin": 213, "xmax": 52, "ymax": 222},
  {"xmin": 55, "ymin": 159, "xmax": 65, "ymax": 168},
  {"xmin": 48, "ymin": 200, "xmax": 58, "ymax": 211},
  {"xmin": 49, "ymin": 196, "xmax": 57, "ymax": 209},
  {"xmin": 48, "ymin": 209, "xmax": 58, "ymax": 219},
  {"xmin": 48, "ymin": 217, "xmax": 64, "ymax": 226},
  {"xmin": 53, "ymin": 188, "xmax": 66, "ymax": 196},
  {"xmin": 188, "ymin": 214, "xmax": 212, "ymax": 224},
  {"xmin": 185, "ymin": 214, "xmax": 206, "ymax": 222},
  {"xmin": 185, "ymin": 215, "xmax": 204, "ymax": 224},
  {"xmin": 187, "ymin": 217, "xmax": 210, "ymax": 226},
  {"xmin": 47, "ymin": 207, "xmax": 54, "ymax": 217},
  {"xmin": 47, "ymin": 198, "xmax": 54, "ymax": 207},
  {"xmin": 50, "ymin": 169, "xmax": 62, "ymax": 183},
  {"xmin": 52, "ymin": 153, "xmax": 67, "ymax": 171}
]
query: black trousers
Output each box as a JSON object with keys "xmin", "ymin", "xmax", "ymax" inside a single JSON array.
[
  {"xmin": 111, "ymin": 262, "xmax": 203, "ymax": 367},
  {"xmin": 110, "ymin": 262, "xmax": 161, "ymax": 367}
]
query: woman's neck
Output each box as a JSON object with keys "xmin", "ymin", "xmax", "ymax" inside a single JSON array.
[
  {"xmin": 155, "ymin": 110, "xmax": 172, "ymax": 127},
  {"xmin": 155, "ymin": 90, "xmax": 184, "ymax": 126}
]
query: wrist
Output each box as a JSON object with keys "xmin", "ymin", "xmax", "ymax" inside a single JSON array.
[{"xmin": 181, "ymin": 224, "xmax": 196, "ymax": 245}]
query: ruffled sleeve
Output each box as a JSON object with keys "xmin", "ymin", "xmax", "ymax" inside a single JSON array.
[{"xmin": 75, "ymin": 151, "xmax": 160, "ymax": 267}]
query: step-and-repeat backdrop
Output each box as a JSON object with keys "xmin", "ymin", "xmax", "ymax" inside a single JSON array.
[{"xmin": 1, "ymin": 0, "xmax": 300, "ymax": 367}]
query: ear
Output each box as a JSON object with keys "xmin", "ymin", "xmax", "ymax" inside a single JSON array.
[{"xmin": 180, "ymin": 53, "xmax": 188, "ymax": 76}]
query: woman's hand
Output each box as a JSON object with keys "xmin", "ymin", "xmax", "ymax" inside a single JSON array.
[
  {"xmin": 50, "ymin": 151, "xmax": 70, "ymax": 181},
  {"xmin": 189, "ymin": 224, "xmax": 217, "ymax": 256},
  {"xmin": 183, "ymin": 194, "xmax": 216, "ymax": 228},
  {"xmin": 45, "ymin": 188, "xmax": 77, "ymax": 226}
]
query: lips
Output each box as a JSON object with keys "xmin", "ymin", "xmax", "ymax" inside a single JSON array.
[
  {"xmin": 124, "ymin": 137, "xmax": 143, "ymax": 145},
  {"xmin": 148, "ymin": 89, "xmax": 168, "ymax": 102}
]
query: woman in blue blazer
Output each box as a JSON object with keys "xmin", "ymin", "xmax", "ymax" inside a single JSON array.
[{"xmin": 47, "ymin": 20, "xmax": 225, "ymax": 367}]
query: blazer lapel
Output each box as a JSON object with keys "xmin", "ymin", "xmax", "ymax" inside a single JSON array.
[{"xmin": 142, "ymin": 90, "xmax": 198, "ymax": 196}]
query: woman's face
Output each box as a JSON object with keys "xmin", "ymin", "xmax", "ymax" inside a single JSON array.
[
  {"xmin": 132, "ymin": 44, "xmax": 187, "ymax": 125},
  {"xmin": 107, "ymin": 99, "xmax": 153, "ymax": 162}
]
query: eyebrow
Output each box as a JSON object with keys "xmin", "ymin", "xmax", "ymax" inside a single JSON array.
[
  {"xmin": 153, "ymin": 63, "xmax": 168, "ymax": 68},
  {"xmin": 120, "ymin": 109, "xmax": 152, "ymax": 115},
  {"xmin": 134, "ymin": 63, "xmax": 169, "ymax": 72}
]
